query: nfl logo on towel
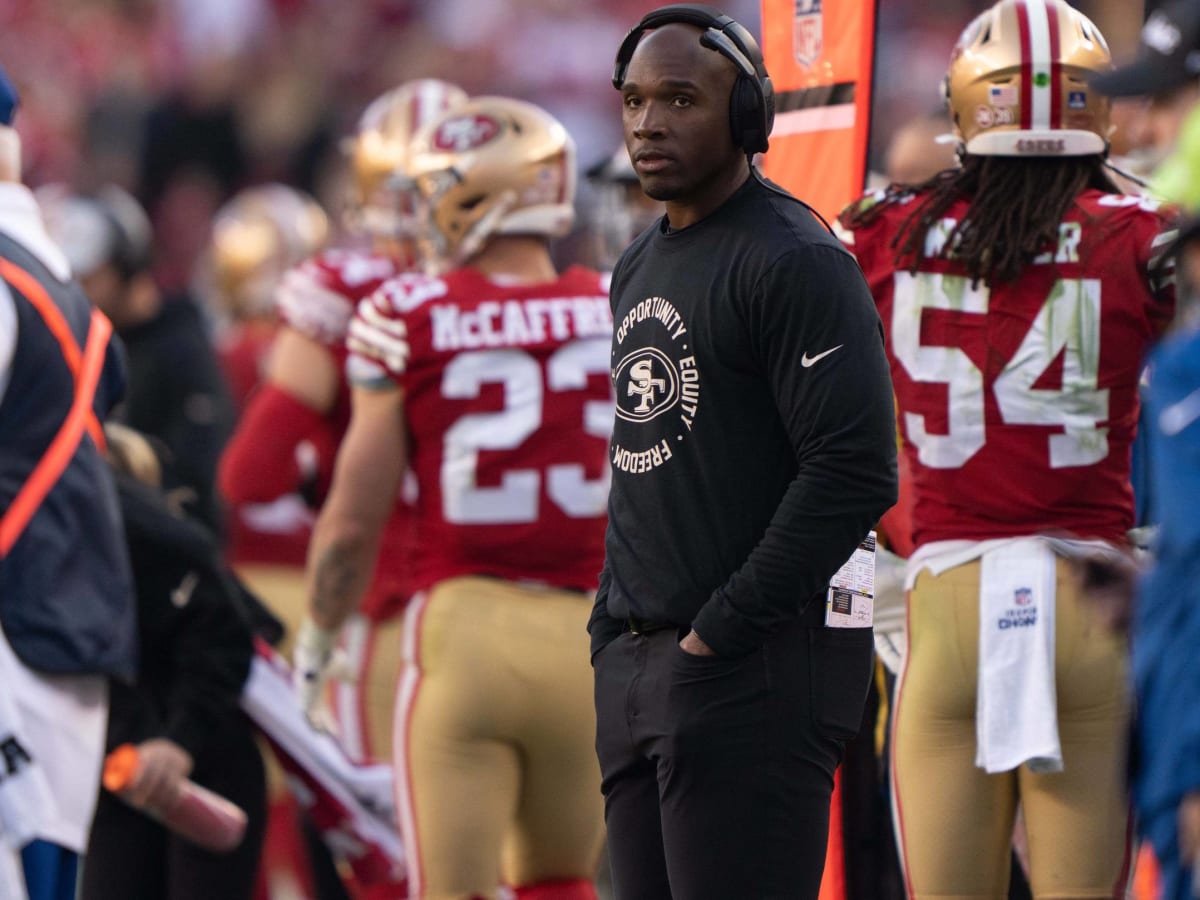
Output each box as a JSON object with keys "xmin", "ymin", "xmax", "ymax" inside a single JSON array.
[
  {"xmin": 1068, "ymin": 90, "xmax": 1087, "ymax": 109},
  {"xmin": 1014, "ymin": 587, "xmax": 1033, "ymax": 606},
  {"xmin": 794, "ymin": 0, "xmax": 823, "ymax": 69}
]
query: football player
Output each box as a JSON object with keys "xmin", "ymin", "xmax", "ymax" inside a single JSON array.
[
  {"xmin": 297, "ymin": 96, "xmax": 611, "ymax": 900},
  {"xmin": 206, "ymin": 185, "xmax": 330, "ymax": 587},
  {"xmin": 204, "ymin": 184, "xmax": 329, "ymax": 414},
  {"xmin": 217, "ymin": 79, "xmax": 466, "ymax": 899},
  {"xmin": 836, "ymin": 1, "xmax": 1177, "ymax": 897},
  {"xmin": 220, "ymin": 78, "xmax": 466, "ymax": 749}
]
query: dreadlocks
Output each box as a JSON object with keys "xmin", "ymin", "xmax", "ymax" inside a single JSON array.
[{"xmin": 849, "ymin": 154, "xmax": 1121, "ymax": 287}]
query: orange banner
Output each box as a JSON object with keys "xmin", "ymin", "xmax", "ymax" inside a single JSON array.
[{"xmin": 760, "ymin": 0, "xmax": 878, "ymax": 222}]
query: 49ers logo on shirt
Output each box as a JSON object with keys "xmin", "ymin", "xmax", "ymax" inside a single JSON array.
[{"xmin": 432, "ymin": 114, "xmax": 501, "ymax": 152}]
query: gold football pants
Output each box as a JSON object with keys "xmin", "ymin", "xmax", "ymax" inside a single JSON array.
[
  {"xmin": 891, "ymin": 558, "xmax": 1132, "ymax": 899},
  {"xmin": 393, "ymin": 577, "xmax": 604, "ymax": 899}
]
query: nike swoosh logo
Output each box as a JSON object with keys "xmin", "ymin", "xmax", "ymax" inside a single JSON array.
[
  {"xmin": 171, "ymin": 571, "xmax": 199, "ymax": 608},
  {"xmin": 1160, "ymin": 387, "xmax": 1200, "ymax": 436},
  {"xmin": 801, "ymin": 345, "xmax": 844, "ymax": 368}
]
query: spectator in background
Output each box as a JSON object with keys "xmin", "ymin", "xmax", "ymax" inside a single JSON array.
[
  {"xmin": 0, "ymin": 66, "xmax": 136, "ymax": 900},
  {"xmin": 838, "ymin": 1, "xmax": 1175, "ymax": 897},
  {"xmin": 80, "ymin": 423, "xmax": 270, "ymax": 900},
  {"xmin": 137, "ymin": 68, "xmax": 245, "ymax": 220},
  {"xmin": 39, "ymin": 184, "xmax": 234, "ymax": 533},
  {"xmin": 1090, "ymin": 0, "xmax": 1200, "ymax": 175}
]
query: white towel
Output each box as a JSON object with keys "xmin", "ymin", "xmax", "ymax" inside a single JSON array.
[{"xmin": 975, "ymin": 539, "xmax": 1062, "ymax": 774}]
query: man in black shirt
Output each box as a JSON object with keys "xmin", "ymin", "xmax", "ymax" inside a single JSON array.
[
  {"xmin": 588, "ymin": 6, "xmax": 898, "ymax": 897},
  {"xmin": 40, "ymin": 185, "xmax": 234, "ymax": 532}
]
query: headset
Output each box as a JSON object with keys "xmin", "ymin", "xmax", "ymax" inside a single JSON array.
[{"xmin": 612, "ymin": 3, "xmax": 775, "ymax": 158}]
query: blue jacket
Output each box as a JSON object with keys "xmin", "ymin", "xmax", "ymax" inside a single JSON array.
[
  {"xmin": 0, "ymin": 230, "xmax": 136, "ymax": 678},
  {"xmin": 1134, "ymin": 325, "xmax": 1200, "ymax": 830}
]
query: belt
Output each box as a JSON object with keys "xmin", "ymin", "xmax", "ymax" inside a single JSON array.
[{"xmin": 625, "ymin": 617, "xmax": 675, "ymax": 636}]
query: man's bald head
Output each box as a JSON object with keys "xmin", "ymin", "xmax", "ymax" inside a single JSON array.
[{"xmin": 625, "ymin": 23, "xmax": 740, "ymax": 96}]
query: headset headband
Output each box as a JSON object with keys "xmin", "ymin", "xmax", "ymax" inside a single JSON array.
[{"xmin": 611, "ymin": 4, "xmax": 769, "ymax": 89}]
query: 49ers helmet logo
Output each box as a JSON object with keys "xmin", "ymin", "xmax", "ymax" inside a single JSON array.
[{"xmin": 432, "ymin": 114, "xmax": 501, "ymax": 152}]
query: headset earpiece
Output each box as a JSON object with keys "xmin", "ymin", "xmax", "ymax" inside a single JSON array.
[{"xmin": 612, "ymin": 4, "xmax": 773, "ymax": 156}]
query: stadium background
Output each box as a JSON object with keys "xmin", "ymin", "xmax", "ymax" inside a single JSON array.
[{"xmin": 0, "ymin": 0, "xmax": 1151, "ymax": 293}]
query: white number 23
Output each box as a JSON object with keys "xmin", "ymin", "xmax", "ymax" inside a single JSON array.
[{"xmin": 440, "ymin": 338, "xmax": 614, "ymax": 523}]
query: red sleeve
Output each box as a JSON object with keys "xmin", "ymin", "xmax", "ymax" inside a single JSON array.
[
  {"xmin": 1144, "ymin": 207, "xmax": 1180, "ymax": 341},
  {"xmin": 218, "ymin": 384, "xmax": 340, "ymax": 506}
]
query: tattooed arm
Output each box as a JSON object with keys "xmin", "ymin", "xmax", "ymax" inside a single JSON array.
[
  {"xmin": 305, "ymin": 384, "xmax": 407, "ymax": 631},
  {"xmin": 294, "ymin": 384, "xmax": 406, "ymax": 718}
]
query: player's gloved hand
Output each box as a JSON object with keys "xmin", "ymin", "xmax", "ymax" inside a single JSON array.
[{"xmin": 293, "ymin": 617, "xmax": 341, "ymax": 728}]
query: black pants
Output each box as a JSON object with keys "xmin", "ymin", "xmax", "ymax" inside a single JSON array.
[{"xmin": 593, "ymin": 619, "xmax": 874, "ymax": 900}]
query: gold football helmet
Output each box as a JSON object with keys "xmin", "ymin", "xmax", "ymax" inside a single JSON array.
[
  {"xmin": 404, "ymin": 96, "xmax": 577, "ymax": 273},
  {"xmin": 346, "ymin": 78, "xmax": 469, "ymax": 240},
  {"xmin": 210, "ymin": 184, "xmax": 329, "ymax": 320},
  {"xmin": 945, "ymin": 0, "xmax": 1112, "ymax": 157}
]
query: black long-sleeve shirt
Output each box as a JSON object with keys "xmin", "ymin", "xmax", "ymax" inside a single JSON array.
[
  {"xmin": 106, "ymin": 474, "xmax": 264, "ymax": 759},
  {"xmin": 589, "ymin": 174, "xmax": 898, "ymax": 659},
  {"xmin": 116, "ymin": 294, "xmax": 233, "ymax": 534}
]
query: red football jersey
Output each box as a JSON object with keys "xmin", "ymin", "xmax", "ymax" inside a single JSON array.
[
  {"xmin": 348, "ymin": 265, "xmax": 615, "ymax": 593},
  {"xmin": 219, "ymin": 321, "xmax": 310, "ymax": 568},
  {"xmin": 839, "ymin": 188, "xmax": 1175, "ymax": 548},
  {"xmin": 276, "ymin": 248, "xmax": 408, "ymax": 447},
  {"xmin": 278, "ymin": 249, "xmax": 402, "ymax": 352},
  {"xmin": 274, "ymin": 247, "xmax": 417, "ymax": 619},
  {"xmin": 217, "ymin": 321, "xmax": 276, "ymax": 416}
]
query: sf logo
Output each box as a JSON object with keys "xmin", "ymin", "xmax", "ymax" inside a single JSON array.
[
  {"xmin": 433, "ymin": 114, "xmax": 500, "ymax": 152},
  {"xmin": 627, "ymin": 359, "xmax": 666, "ymax": 412}
]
